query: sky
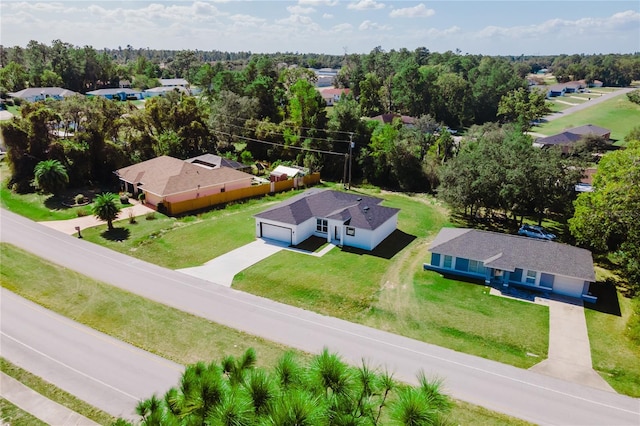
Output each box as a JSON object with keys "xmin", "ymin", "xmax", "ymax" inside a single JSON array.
[{"xmin": 1, "ymin": 0, "xmax": 639, "ymax": 56}]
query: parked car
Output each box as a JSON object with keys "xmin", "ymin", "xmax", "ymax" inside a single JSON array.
[{"xmin": 518, "ymin": 224, "xmax": 556, "ymax": 241}]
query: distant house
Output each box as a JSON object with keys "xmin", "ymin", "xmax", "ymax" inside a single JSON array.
[
  {"xmin": 8, "ymin": 87, "xmax": 79, "ymax": 102},
  {"xmin": 115, "ymin": 155, "xmax": 253, "ymax": 209},
  {"xmin": 119, "ymin": 80, "xmax": 132, "ymax": 88},
  {"xmin": 159, "ymin": 78, "xmax": 190, "ymax": 88},
  {"xmin": 270, "ymin": 165, "xmax": 307, "ymax": 182},
  {"xmin": 254, "ymin": 189, "xmax": 399, "ymax": 250},
  {"xmin": 186, "ymin": 153, "xmax": 251, "ymax": 173},
  {"xmin": 534, "ymin": 124, "xmax": 611, "ymax": 152},
  {"xmin": 369, "ymin": 113, "xmax": 415, "ymax": 127},
  {"xmin": 424, "ymin": 228, "xmax": 596, "ymax": 301},
  {"xmin": 143, "ymin": 86, "xmax": 189, "ymax": 98},
  {"xmin": 319, "ymin": 88, "xmax": 350, "ymax": 106},
  {"xmin": 86, "ymin": 88, "xmax": 143, "ymax": 101}
]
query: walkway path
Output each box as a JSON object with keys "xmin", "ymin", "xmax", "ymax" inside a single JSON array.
[
  {"xmin": 1, "ymin": 372, "xmax": 99, "ymax": 426},
  {"xmin": 39, "ymin": 201, "xmax": 155, "ymax": 235},
  {"xmin": 529, "ymin": 296, "xmax": 615, "ymax": 392}
]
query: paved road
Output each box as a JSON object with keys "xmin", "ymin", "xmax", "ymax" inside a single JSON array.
[
  {"xmin": 0, "ymin": 289, "xmax": 182, "ymax": 420},
  {"xmin": 1, "ymin": 209, "xmax": 639, "ymax": 425},
  {"xmin": 543, "ymin": 87, "xmax": 635, "ymax": 122}
]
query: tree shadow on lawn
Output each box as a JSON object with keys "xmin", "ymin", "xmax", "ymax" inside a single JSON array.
[
  {"xmin": 340, "ymin": 229, "xmax": 416, "ymax": 260},
  {"xmin": 101, "ymin": 227, "xmax": 130, "ymax": 242},
  {"xmin": 584, "ymin": 280, "xmax": 622, "ymax": 317}
]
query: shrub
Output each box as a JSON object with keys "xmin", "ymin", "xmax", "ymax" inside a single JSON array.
[
  {"xmin": 145, "ymin": 212, "xmax": 156, "ymax": 220},
  {"xmin": 75, "ymin": 194, "xmax": 85, "ymax": 205},
  {"xmin": 128, "ymin": 209, "xmax": 136, "ymax": 224},
  {"xmin": 119, "ymin": 192, "xmax": 131, "ymax": 204}
]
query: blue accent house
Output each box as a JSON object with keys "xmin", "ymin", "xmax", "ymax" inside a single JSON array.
[{"xmin": 424, "ymin": 228, "xmax": 596, "ymax": 301}]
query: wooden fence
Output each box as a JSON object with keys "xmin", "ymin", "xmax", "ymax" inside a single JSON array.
[{"xmin": 164, "ymin": 173, "xmax": 321, "ymax": 215}]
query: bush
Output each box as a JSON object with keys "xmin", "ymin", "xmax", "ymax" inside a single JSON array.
[
  {"xmin": 119, "ymin": 192, "xmax": 131, "ymax": 204},
  {"xmin": 145, "ymin": 212, "xmax": 156, "ymax": 220},
  {"xmin": 138, "ymin": 192, "xmax": 146, "ymax": 203},
  {"xmin": 75, "ymin": 194, "xmax": 85, "ymax": 205}
]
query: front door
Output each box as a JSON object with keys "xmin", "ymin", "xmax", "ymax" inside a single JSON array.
[{"xmin": 334, "ymin": 226, "xmax": 339, "ymax": 241}]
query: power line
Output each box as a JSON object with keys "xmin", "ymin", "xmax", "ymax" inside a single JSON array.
[
  {"xmin": 209, "ymin": 111, "xmax": 358, "ymax": 140},
  {"xmin": 212, "ymin": 131, "xmax": 347, "ymax": 157}
]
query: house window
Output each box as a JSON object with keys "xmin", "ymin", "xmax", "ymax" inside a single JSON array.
[
  {"xmin": 443, "ymin": 255, "xmax": 452, "ymax": 269},
  {"xmin": 468, "ymin": 260, "xmax": 484, "ymax": 274},
  {"xmin": 346, "ymin": 227, "xmax": 355, "ymax": 236},
  {"xmin": 316, "ymin": 219, "xmax": 328, "ymax": 233},
  {"xmin": 526, "ymin": 270, "xmax": 537, "ymax": 285}
]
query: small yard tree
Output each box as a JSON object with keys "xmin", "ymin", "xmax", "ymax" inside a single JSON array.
[
  {"xmin": 123, "ymin": 348, "xmax": 452, "ymax": 426},
  {"xmin": 92, "ymin": 192, "xmax": 121, "ymax": 230},
  {"xmin": 32, "ymin": 159, "xmax": 69, "ymax": 194}
]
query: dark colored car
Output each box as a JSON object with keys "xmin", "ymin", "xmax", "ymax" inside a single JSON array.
[{"xmin": 518, "ymin": 224, "xmax": 556, "ymax": 241}]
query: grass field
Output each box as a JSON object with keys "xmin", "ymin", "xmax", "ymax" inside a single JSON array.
[
  {"xmin": 1, "ymin": 358, "xmax": 116, "ymax": 425},
  {"xmin": 0, "ymin": 244, "xmax": 531, "ymax": 425},
  {"xmin": 0, "ymin": 397, "xmax": 47, "ymax": 426},
  {"xmin": 533, "ymin": 91, "xmax": 640, "ymax": 143}
]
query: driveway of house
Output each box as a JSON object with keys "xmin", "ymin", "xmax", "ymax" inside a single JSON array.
[
  {"xmin": 528, "ymin": 296, "xmax": 615, "ymax": 392},
  {"xmin": 177, "ymin": 239, "xmax": 288, "ymax": 286}
]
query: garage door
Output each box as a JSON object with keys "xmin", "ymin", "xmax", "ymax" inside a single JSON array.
[{"xmin": 260, "ymin": 223, "xmax": 292, "ymax": 244}]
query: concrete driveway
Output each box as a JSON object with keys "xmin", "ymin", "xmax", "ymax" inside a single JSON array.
[{"xmin": 177, "ymin": 239, "xmax": 287, "ymax": 286}]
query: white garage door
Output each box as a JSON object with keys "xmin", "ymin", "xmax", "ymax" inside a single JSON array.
[{"xmin": 261, "ymin": 223, "xmax": 292, "ymax": 244}]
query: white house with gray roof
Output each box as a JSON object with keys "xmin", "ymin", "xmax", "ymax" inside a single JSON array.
[
  {"xmin": 254, "ymin": 189, "xmax": 399, "ymax": 250},
  {"xmin": 424, "ymin": 228, "xmax": 596, "ymax": 301}
]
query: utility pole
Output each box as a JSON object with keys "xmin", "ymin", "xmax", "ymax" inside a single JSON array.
[
  {"xmin": 347, "ymin": 133, "xmax": 354, "ymax": 190},
  {"xmin": 342, "ymin": 152, "xmax": 348, "ymax": 190}
]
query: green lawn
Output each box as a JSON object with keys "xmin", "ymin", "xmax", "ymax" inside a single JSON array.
[
  {"xmin": 0, "ymin": 243, "xmax": 530, "ymax": 425},
  {"xmin": 533, "ymin": 91, "xmax": 640, "ymax": 143},
  {"xmin": 80, "ymin": 189, "xmax": 311, "ymax": 269},
  {"xmin": 234, "ymin": 192, "xmax": 549, "ymax": 368},
  {"xmin": 1, "ymin": 358, "xmax": 115, "ymax": 425},
  {"xmin": 585, "ymin": 284, "xmax": 640, "ymax": 397},
  {"xmin": 0, "ymin": 162, "xmax": 95, "ymax": 221}
]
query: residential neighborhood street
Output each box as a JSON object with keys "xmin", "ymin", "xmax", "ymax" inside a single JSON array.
[{"xmin": 1, "ymin": 208, "xmax": 639, "ymax": 425}]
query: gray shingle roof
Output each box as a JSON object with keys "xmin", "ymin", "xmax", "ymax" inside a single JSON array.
[
  {"xmin": 255, "ymin": 189, "xmax": 399, "ymax": 231},
  {"xmin": 185, "ymin": 154, "xmax": 249, "ymax": 170},
  {"xmin": 429, "ymin": 228, "xmax": 595, "ymax": 281}
]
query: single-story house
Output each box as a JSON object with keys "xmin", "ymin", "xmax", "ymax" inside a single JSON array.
[
  {"xmin": 143, "ymin": 86, "xmax": 189, "ymax": 98},
  {"xmin": 186, "ymin": 153, "xmax": 251, "ymax": 173},
  {"xmin": 534, "ymin": 124, "xmax": 611, "ymax": 152},
  {"xmin": 115, "ymin": 155, "xmax": 253, "ymax": 208},
  {"xmin": 270, "ymin": 165, "xmax": 307, "ymax": 182},
  {"xmin": 424, "ymin": 228, "xmax": 596, "ymax": 301},
  {"xmin": 8, "ymin": 87, "xmax": 79, "ymax": 102},
  {"xmin": 86, "ymin": 88, "xmax": 143, "ymax": 101},
  {"xmin": 319, "ymin": 88, "xmax": 350, "ymax": 106},
  {"xmin": 254, "ymin": 189, "xmax": 400, "ymax": 251},
  {"xmin": 159, "ymin": 78, "xmax": 190, "ymax": 88}
]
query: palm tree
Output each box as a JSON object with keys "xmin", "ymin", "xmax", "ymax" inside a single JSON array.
[
  {"xmin": 32, "ymin": 159, "xmax": 69, "ymax": 194},
  {"xmin": 92, "ymin": 192, "xmax": 121, "ymax": 230}
]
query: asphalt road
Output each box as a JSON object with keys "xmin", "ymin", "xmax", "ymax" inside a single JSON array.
[
  {"xmin": 1, "ymin": 209, "xmax": 639, "ymax": 424},
  {"xmin": 543, "ymin": 87, "xmax": 635, "ymax": 122}
]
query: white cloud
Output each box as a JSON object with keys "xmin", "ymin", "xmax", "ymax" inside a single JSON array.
[
  {"xmin": 332, "ymin": 23, "xmax": 353, "ymax": 32},
  {"xmin": 287, "ymin": 5, "xmax": 315, "ymax": 15},
  {"xmin": 358, "ymin": 20, "xmax": 391, "ymax": 31},
  {"xmin": 323, "ymin": 13, "xmax": 334, "ymax": 19},
  {"xmin": 389, "ymin": 3, "xmax": 435, "ymax": 18},
  {"xmin": 476, "ymin": 10, "xmax": 640, "ymax": 40},
  {"xmin": 298, "ymin": 0, "xmax": 338, "ymax": 6},
  {"xmin": 229, "ymin": 14, "xmax": 266, "ymax": 27},
  {"xmin": 348, "ymin": 0, "xmax": 385, "ymax": 11}
]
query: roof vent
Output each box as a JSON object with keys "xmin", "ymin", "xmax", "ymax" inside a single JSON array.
[
  {"xmin": 357, "ymin": 197, "xmax": 362, "ymax": 201},
  {"xmin": 363, "ymin": 206, "xmax": 369, "ymax": 211}
]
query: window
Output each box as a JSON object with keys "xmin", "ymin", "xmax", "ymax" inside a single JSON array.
[
  {"xmin": 526, "ymin": 270, "xmax": 537, "ymax": 284},
  {"xmin": 443, "ymin": 255, "xmax": 452, "ymax": 268},
  {"xmin": 468, "ymin": 260, "xmax": 484, "ymax": 274},
  {"xmin": 316, "ymin": 218, "xmax": 328, "ymax": 233},
  {"xmin": 346, "ymin": 227, "xmax": 355, "ymax": 236}
]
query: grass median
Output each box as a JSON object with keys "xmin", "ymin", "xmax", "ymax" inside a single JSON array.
[{"xmin": 0, "ymin": 243, "xmax": 532, "ymax": 425}]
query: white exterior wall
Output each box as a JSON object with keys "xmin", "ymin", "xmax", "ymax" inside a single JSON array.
[
  {"xmin": 552, "ymin": 274, "xmax": 589, "ymax": 298},
  {"xmin": 295, "ymin": 218, "xmax": 317, "ymax": 245},
  {"xmin": 255, "ymin": 218, "xmax": 298, "ymax": 244},
  {"xmin": 371, "ymin": 213, "xmax": 399, "ymax": 249},
  {"xmin": 343, "ymin": 228, "xmax": 375, "ymax": 250}
]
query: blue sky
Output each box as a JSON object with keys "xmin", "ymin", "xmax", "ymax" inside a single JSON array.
[{"xmin": 1, "ymin": 1, "xmax": 639, "ymax": 55}]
